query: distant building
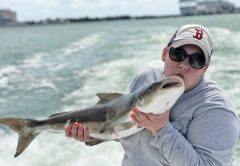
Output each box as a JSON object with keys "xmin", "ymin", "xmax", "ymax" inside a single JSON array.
[
  {"xmin": 0, "ymin": 9, "xmax": 17, "ymax": 25},
  {"xmin": 235, "ymin": 7, "xmax": 240, "ymax": 13},
  {"xmin": 180, "ymin": 0, "xmax": 198, "ymax": 15},
  {"xmin": 180, "ymin": 0, "xmax": 235, "ymax": 15}
]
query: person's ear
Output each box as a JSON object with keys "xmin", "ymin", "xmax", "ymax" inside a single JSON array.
[
  {"xmin": 203, "ymin": 64, "xmax": 209, "ymax": 73},
  {"xmin": 162, "ymin": 47, "xmax": 168, "ymax": 62}
]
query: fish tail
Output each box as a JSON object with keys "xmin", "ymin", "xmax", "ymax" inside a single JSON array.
[{"xmin": 0, "ymin": 118, "xmax": 40, "ymax": 157}]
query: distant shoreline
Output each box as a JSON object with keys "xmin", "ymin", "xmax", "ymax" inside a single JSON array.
[
  {"xmin": 10, "ymin": 14, "xmax": 183, "ymax": 26},
  {"xmin": 1, "ymin": 12, "xmax": 240, "ymax": 27}
]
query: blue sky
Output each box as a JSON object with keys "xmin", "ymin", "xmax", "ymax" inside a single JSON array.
[{"xmin": 1, "ymin": 0, "xmax": 239, "ymax": 21}]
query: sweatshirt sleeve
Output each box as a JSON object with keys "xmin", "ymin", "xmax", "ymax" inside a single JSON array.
[{"xmin": 150, "ymin": 108, "xmax": 239, "ymax": 166}]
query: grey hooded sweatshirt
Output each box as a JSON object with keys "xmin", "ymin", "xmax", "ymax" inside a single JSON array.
[{"xmin": 120, "ymin": 67, "xmax": 240, "ymax": 166}]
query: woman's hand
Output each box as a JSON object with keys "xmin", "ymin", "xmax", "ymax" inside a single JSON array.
[
  {"xmin": 65, "ymin": 121, "xmax": 93, "ymax": 142},
  {"xmin": 131, "ymin": 108, "xmax": 170, "ymax": 134}
]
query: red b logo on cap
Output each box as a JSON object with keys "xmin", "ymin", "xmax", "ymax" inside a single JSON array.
[{"xmin": 193, "ymin": 29, "xmax": 203, "ymax": 40}]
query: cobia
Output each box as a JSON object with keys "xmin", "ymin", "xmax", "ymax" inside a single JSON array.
[{"xmin": 0, "ymin": 76, "xmax": 184, "ymax": 157}]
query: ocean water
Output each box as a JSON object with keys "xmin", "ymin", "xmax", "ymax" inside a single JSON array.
[{"xmin": 0, "ymin": 13, "xmax": 240, "ymax": 165}]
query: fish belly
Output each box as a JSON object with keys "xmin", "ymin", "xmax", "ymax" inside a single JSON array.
[{"xmin": 87, "ymin": 112, "xmax": 143, "ymax": 140}]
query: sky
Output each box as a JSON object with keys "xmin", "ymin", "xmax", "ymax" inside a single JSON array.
[{"xmin": 0, "ymin": 0, "xmax": 240, "ymax": 22}]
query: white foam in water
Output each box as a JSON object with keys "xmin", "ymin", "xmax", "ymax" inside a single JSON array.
[
  {"xmin": 208, "ymin": 27, "xmax": 240, "ymax": 111},
  {"xmin": 0, "ymin": 130, "xmax": 123, "ymax": 166},
  {"xmin": 210, "ymin": 27, "xmax": 240, "ymax": 47},
  {"xmin": 23, "ymin": 79, "xmax": 57, "ymax": 91},
  {"xmin": 0, "ymin": 53, "xmax": 58, "ymax": 92},
  {"xmin": 0, "ymin": 66, "xmax": 21, "ymax": 76},
  {"xmin": 0, "ymin": 66, "xmax": 21, "ymax": 89},
  {"xmin": 0, "ymin": 77, "xmax": 9, "ymax": 89},
  {"xmin": 0, "ymin": 67, "xmax": 56, "ymax": 92},
  {"xmin": 62, "ymin": 34, "xmax": 101, "ymax": 56},
  {"xmin": 22, "ymin": 52, "xmax": 47, "ymax": 68},
  {"xmin": 16, "ymin": 33, "xmax": 101, "ymax": 75},
  {"xmin": 62, "ymin": 53, "xmax": 163, "ymax": 110}
]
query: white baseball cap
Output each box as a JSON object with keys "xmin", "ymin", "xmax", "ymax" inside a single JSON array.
[{"xmin": 168, "ymin": 24, "xmax": 213, "ymax": 64}]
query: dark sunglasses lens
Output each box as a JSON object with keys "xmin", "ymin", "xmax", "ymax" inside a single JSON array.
[
  {"xmin": 189, "ymin": 54, "xmax": 205, "ymax": 69},
  {"xmin": 169, "ymin": 48, "xmax": 186, "ymax": 62}
]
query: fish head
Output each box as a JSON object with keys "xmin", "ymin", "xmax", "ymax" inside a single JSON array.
[{"xmin": 135, "ymin": 76, "xmax": 185, "ymax": 114}]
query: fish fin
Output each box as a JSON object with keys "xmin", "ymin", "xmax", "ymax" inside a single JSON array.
[
  {"xmin": 114, "ymin": 122, "xmax": 136, "ymax": 132},
  {"xmin": 47, "ymin": 130, "xmax": 62, "ymax": 133},
  {"xmin": 85, "ymin": 139, "xmax": 106, "ymax": 146},
  {"xmin": 96, "ymin": 93, "xmax": 123, "ymax": 104},
  {"xmin": 15, "ymin": 132, "xmax": 39, "ymax": 157},
  {"xmin": 99, "ymin": 121, "xmax": 112, "ymax": 133},
  {"xmin": 0, "ymin": 118, "xmax": 40, "ymax": 157},
  {"xmin": 48, "ymin": 111, "xmax": 72, "ymax": 118}
]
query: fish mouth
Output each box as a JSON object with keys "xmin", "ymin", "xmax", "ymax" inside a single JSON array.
[{"xmin": 162, "ymin": 76, "xmax": 185, "ymax": 89}]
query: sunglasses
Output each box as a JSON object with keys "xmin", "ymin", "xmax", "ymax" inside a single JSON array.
[{"xmin": 169, "ymin": 47, "xmax": 206, "ymax": 69}]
